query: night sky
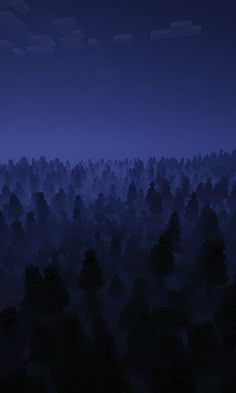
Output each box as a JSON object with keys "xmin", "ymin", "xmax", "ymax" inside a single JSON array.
[{"xmin": 0, "ymin": 0, "xmax": 235, "ymax": 162}]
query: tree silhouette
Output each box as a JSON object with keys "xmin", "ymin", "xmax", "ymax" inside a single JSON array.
[
  {"xmin": 43, "ymin": 263, "xmax": 70, "ymax": 315},
  {"xmin": 127, "ymin": 181, "xmax": 138, "ymax": 206},
  {"xmin": 23, "ymin": 266, "xmax": 44, "ymax": 313},
  {"xmin": 109, "ymin": 274, "xmax": 125, "ymax": 299},
  {"xmin": 187, "ymin": 321, "xmax": 217, "ymax": 372},
  {"xmin": 29, "ymin": 319, "xmax": 53, "ymax": 366},
  {"xmin": 166, "ymin": 211, "xmax": 181, "ymax": 250},
  {"xmin": 25, "ymin": 211, "xmax": 37, "ymax": 230},
  {"xmin": 1, "ymin": 153, "xmax": 236, "ymax": 391},
  {"xmin": 214, "ymin": 175, "xmax": 229, "ymax": 205},
  {"xmin": 204, "ymin": 178, "xmax": 213, "ymax": 204},
  {"xmin": 195, "ymin": 181, "xmax": 205, "ymax": 205},
  {"xmin": 7, "ymin": 192, "xmax": 24, "ymax": 220},
  {"xmin": 197, "ymin": 204, "xmax": 222, "ymax": 241},
  {"xmin": 145, "ymin": 182, "xmax": 162, "ymax": 215},
  {"xmin": 79, "ymin": 249, "xmax": 104, "ymax": 293},
  {"xmin": 227, "ymin": 182, "xmax": 236, "ymax": 212},
  {"xmin": 150, "ymin": 231, "xmax": 175, "ymax": 280},
  {"xmin": 49, "ymin": 312, "xmax": 91, "ymax": 393},
  {"xmin": 125, "ymin": 309, "xmax": 157, "ymax": 380},
  {"xmin": 199, "ymin": 237, "xmax": 228, "ymax": 288},
  {"xmin": 11, "ymin": 220, "xmax": 24, "ymax": 247},
  {"xmin": 0, "ymin": 209, "xmax": 8, "ymax": 249},
  {"xmin": 73, "ymin": 194, "xmax": 84, "ymax": 211},
  {"xmin": 110, "ymin": 234, "xmax": 121, "ymax": 259},
  {"xmin": 95, "ymin": 193, "xmax": 105, "ymax": 212},
  {"xmin": 150, "ymin": 328, "xmax": 195, "ymax": 393},
  {"xmin": 172, "ymin": 189, "xmax": 184, "ymax": 214},
  {"xmin": 159, "ymin": 177, "xmax": 173, "ymax": 207},
  {"xmin": 180, "ymin": 175, "xmax": 190, "ymax": 200},
  {"xmin": 215, "ymin": 282, "xmax": 236, "ymax": 353},
  {"xmin": 33, "ymin": 192, "xmax": 49, "ymax": 224},
  {"xmin": 185, "ymin": 192, "xmax": 199, "ymax": 222},
  {"xmin": 92, "ymin": 315, "xmax": 132, "ymax": 393}
]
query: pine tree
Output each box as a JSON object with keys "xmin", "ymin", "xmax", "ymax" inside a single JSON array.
[
  {"xmin": 145, "ymin": 182, "xmax": 162, "ymax": 215},
  {"xmin": 167, "ymin": 211, "xmax": 181, "ymax": 250},
  {"xmin": 23, "ymin": 266, "xmax": 44, "ymax": 312},
  {"xmin": 185, "ymin": 192, "xmax": 199, "ymax": 221},
  {"xmin": 127, "ymin": 181, "xmax": 138, "ymax": 206},
  {"xmin": 200, "ymin": 237, "xmax": 227, "ymax": 287},
  {"xmin": 79, "ymin": 249, "xmax": 104, "ymax": 293},
  {"xmin": 150, "ymin": 231, "xmax": 175, "ymax": 279},
  {"xmin": 43, "ymin": 263, "xmax": 70, "ymax": 314}
]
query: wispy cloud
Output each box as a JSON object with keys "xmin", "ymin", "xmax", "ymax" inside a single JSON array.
[
  {"xmin": 150, "ymin": 20, "xmax": 202, "ymax": 40},
  {"xmin": 0, "ymin": 38, "xmax": 13, "ymax": 48},
  {"xmin": 26, "ymin": 34, "xmax": 56, "ymax": 54},
  {"xmin": 87, "ymin": 38, "xmax": 100, "ymax": 48},
  {"xmin": 0, "ymin": 0, "xmax": 29, "ymax": 14},
  {"xmin": 0, "ymin": 11, "xmax": 29, "ymax": 39},
  {"xmin": 0, "ymin": 14, "xmax": 202, "ymax": 57},
  {"xmin": 52, "ymin": 17, "xmax": 77, "ymax": 35},
  {"xmin": 60, "ymin": 29, "xmax": 85, "ymax": 49},
  {"xmin": 12, "ymin": 46, "xmax": 25, "ymax": 55},
  {"xmin": 112, "ymin": 33, "xmax": 133, "ymax": 45}
]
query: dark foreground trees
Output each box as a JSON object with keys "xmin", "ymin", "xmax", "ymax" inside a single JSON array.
[{"xmin": 0, "ymin": 152, "xmax": 236, "ymax": 392}]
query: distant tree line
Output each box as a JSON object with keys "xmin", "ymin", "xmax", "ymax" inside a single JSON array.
[{"xmin": 0, "ymin": 151, "xmax": 236, "ymax": 392}]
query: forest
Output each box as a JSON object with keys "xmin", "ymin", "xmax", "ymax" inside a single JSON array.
[{"xmin": 0, "ymin": 151, "xmax": 236, "ymax": 392}]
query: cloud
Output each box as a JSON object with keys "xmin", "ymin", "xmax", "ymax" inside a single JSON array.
[
  {"xmin": 29, "ymin": 34, "xmax": 55, "ymax": 46},
  {"xmin": 150, "ymin": 29, "xmax": 173, "ymax": 40},
  {"xmin": 170, "ymin": 20, "xmax": 202, "ymax": 36},
  {"xmin": 0, "ymin": 11, "xmax": 29, "ymax": 38},
  {"xmin": 60, "ymin": 29, "xmax": 85, "ymax": 49},
  {"xmin": 0, "ymin": 38, "xmax": 12, "ymax": 48},
  {"xmin": 170, "ymin": 20, "xmax": 194, "ymax": 29},
  {"xmin": 52, "ymin": 17, "xmax": 77, "ymax": 35},
  {"xmin": 26, "ymin": 34, "xmax": 56, "ymax": 54},
  {"xmin": 0, "ymin": 0, "xmax": 29, "ymax": 15},
  {"xmin": 150, "ymin": 20, "xmax": 202, "ymax": 40},
  {"xmin": 26, "ymin": 45, "xmax": 54, "ymax": 55},
  {"xmin": 87, "ymin": 38, "xmax": 100, "ymax": 48},
  {"xmin": 12, "ymin": 46, "xmax": 25, "ymax": 55},
  {"xmin": 112, "ymin": 33, "xmax": 133, "ymax": 45}
]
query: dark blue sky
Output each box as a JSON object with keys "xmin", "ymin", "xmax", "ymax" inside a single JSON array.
[{"xmin": 0, "ymin": 0, "xmax": 235, "ymax": 161}]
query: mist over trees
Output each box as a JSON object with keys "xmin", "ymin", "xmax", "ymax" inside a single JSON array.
[{"xmin": 1, "ymin": 151, "xmax": 236, "ymax": 392}]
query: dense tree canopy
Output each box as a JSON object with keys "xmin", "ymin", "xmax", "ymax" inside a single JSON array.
[{"xmin": 0, "ymin": 151, "xmax": 236, "ymax": 391}]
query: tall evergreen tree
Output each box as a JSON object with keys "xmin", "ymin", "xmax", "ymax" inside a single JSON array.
[
  {"xmin": 127, "ymin": 181, "xmax": 138, "ymax": 206},
  {"xmin": 199, "ymin": 237, "xmax": 227, "ymax": 287},
  {"xmin": 145, "ymin": 182, "xmax": 162, "ymax": 215},
  {"xmin": 185, "ymin": 192, "xmax": 199, "ymax": 222},
  {"xmin": 150, "ymin": 231, "xmax": 175, "ymax": 280},
  {"xmin": 79, "ymin": 249, "xmax": 104, "ymax": 293},
  {"xmin": 167, "ymin": 211, "xmax": 181, "ymax": 250}
]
